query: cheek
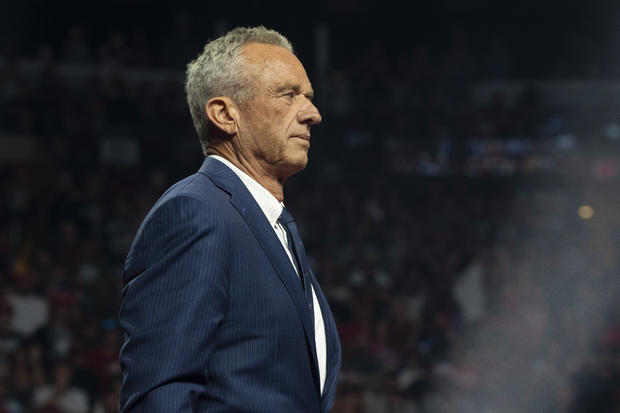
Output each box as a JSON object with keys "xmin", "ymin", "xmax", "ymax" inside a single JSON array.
[{"xmin": 265, "ymin": 113, "xmax": 290, "ymax": 140}]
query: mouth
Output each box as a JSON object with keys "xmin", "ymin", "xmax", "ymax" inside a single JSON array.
[{"xmin": 291, "ymin": 135, "xmax": 310, "ymax": 142}]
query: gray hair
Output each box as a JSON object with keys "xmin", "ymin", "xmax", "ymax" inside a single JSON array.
[{"xmin": 185, "ymin": 26, "xmax": 294, "ymax": 153}]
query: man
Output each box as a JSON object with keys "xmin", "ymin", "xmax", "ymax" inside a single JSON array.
[{"xmin": 119, "ymin": 26, "xmax": 342, "ymax": 412}]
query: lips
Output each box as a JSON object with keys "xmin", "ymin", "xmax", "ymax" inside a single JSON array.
[{"xmin": 292, "ymin": 135, "xmax": 310, "ymax": 141}]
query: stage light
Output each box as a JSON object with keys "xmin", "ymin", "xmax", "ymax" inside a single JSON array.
[{"xmin": 578, "ymin": 205, "xmax": 594, "ymax": 220}]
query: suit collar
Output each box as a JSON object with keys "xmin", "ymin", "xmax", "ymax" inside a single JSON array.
[
  {"xmin": 207, "ymin": 155, "xmax": 284, "ymax": 227},
  {"xmin": 198, "ymin": 157, "xmax": 322, "ymax": 393}
]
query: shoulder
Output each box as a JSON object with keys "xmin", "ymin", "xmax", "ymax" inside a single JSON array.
[
  {"xmin": 143, "ymin": 170, "xmax": 231, "ymax": 226},
  {"xmin": 157, "ymin": 170, "xmax": 224, "ymax": 207},
  {"xmin": 124, "ymin": 171, "xmax": 234, "ymax": 273}
]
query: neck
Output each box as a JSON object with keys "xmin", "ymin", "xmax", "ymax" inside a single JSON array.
[{"xmin": 207, "ymin": 146, "xmax": 286, "ymax": 202}]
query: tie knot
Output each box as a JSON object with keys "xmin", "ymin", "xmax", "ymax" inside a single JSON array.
[{"xmin": 278, "ymin": 207, "xmax": 295, "ymax": 225}]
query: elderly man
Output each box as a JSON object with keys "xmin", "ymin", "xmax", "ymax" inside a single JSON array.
[{"xmin": 119, "ymin": 26, "xmax": 341, "ymax": 412}]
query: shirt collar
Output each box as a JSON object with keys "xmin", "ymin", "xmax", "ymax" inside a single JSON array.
[{"xmin": 209, "ymin": 155, "xmax": 283, "ymax": 226}]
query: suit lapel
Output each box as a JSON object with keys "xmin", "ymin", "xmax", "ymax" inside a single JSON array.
[
  {"xmin": 307, "ymin": 269, "xmax": 342, "ymax": 411},
  {"xmin": 199, "ymin": 157, "xmax": 321, "ymax": 390}
]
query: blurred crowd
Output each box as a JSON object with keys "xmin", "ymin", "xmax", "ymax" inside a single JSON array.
[{"xmin": 1, "ymin": 17, "xmax": 620, "ymax": 413}]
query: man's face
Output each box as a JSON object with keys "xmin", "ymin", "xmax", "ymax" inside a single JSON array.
[{"xmin": 235, "ymin": 42, "xmax": 322, "ymax": 179}]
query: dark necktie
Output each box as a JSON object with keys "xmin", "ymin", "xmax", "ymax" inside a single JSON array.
[{"xmin": 278, "ymin": 207, "xmax": 314, "ymax": 319}]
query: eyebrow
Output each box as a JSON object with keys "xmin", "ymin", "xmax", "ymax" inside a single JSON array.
[{"xmin": 274, "ymin": 82, "xmax": 314, "ymax": 99}]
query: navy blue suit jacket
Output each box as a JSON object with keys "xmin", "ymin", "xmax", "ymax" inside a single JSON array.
[{"xmin": 119, "ymin": 157, "xmax": 341, "ymax": 412}]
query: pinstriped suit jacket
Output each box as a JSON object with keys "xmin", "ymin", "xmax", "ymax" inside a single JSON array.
[{"xmin": 119, "ymin": 157, "xmax": 341, "ymax": 412}]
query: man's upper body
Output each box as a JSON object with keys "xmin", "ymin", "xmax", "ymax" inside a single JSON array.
[
  {"xmin": 119, "ymin": 26, "xmax": 342, "ymax": 412},
  {"xmin": 210, "ymin": 154, "xmax": 329, "ymax": 393}
]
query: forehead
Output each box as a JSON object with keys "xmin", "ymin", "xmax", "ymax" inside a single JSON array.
[{"xmin": 240, "ymin": 42, "xmax": 311, "ymax": 89}]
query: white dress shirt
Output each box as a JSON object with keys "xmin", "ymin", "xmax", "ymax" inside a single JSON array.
[{"xmin": 210, "ymin": 155, "xmax": 327, "ymax": 394}]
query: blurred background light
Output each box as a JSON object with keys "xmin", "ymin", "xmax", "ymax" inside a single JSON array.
[{"xmin": 578, "ymin": 205, "xmax": 594, "ymax": 220}]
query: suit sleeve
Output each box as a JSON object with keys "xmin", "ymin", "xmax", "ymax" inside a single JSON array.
[{"xmin": 119, "ymin": 195, "xmax": 230, "ymax": 413}]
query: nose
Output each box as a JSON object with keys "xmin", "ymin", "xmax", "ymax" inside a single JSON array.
[{"xmin": 298, "ymin": 100, "xmax": 322, "ymax": 126}]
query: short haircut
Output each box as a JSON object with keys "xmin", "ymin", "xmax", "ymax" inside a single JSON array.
[{"xmin": 185, "ymin": 26, "xmax": 294, "ymax": 154}]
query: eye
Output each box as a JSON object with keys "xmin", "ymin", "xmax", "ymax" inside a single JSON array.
[{"xmin": 283, "ymin": 91, "xmax": 296, "ymax": 98}]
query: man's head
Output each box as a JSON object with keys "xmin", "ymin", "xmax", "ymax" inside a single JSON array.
[
  {"xmin": 186, "ymin": 26, "xmax": 294, "ymax": 152},
  {"xmin": 185, "ymin": 26, "xmax": 321, "ymax": 182}
]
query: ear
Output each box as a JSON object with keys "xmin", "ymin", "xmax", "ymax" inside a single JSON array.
[{"xmin": 205, "ymin": 97, "xmax": 239, "ymax": 136}]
